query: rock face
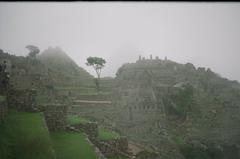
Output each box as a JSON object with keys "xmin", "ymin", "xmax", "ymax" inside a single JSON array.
[{"xmin": 114, "ymin": 57, "xmax": 240, "ymax": 159}]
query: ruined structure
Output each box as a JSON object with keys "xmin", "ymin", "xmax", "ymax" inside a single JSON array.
[
  {"xmin": 7, "ymin": 89, "xmax": 37, "ymax": 112},
  {"xmin": 44, "ymin": 104, "xmax": 69, "ymax": 131},
  {"xmin": 114, "ymin": 55, "xmax": 240, "ymax": 158}
]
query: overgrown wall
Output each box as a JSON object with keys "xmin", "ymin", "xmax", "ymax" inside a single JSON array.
[{"xmin": 44, "ymin": 104, "xmax": 68, "ymax": 131}]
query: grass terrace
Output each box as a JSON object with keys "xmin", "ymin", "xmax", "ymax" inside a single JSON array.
[
  {"xmin": 50, "ymin": 132, "xmax": 97, "ymax": 159},
  {"xmin": 0, "ymin": 110, "xmax": 55, "ymax": 159},
  {"xmin": 98, "ymin": 127, "xmax": 120, "ymax": 141},
  {"xmin": 67, "ymin": 115, "xmax": 90, "ymax": 125}
]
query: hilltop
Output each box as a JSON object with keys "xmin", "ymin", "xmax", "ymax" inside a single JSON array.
[
  {"xmin": 1, "ymin": 48, "xmax": 240, "ymax": 159},
  {"xmin": 113, "ymin": 56, "xmax": 240, "ymax": 159},
  {"xmin": 37, "ymin": 47, "xmax": 93, "ymax": 87}
]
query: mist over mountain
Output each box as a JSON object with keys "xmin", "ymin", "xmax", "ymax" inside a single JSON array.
[{"xmin": 1, "ymin": 2, "xmax": 240, "ymax": 159}]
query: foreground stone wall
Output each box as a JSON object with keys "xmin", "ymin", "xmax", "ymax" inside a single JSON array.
[
  {"xmin": 44, "ymin": 104, "xmax": 68, "ymax": 131},
  {"xmin": 69, "ymin": 122, "xmax": 98, "ymax": 140},
  {"xmin": 68, "ymin": 121, "xmax": 131, "ymax": 158},
  {"xmin": 96, "ymin": 137, "xmax": 130, "ymax": 158}
]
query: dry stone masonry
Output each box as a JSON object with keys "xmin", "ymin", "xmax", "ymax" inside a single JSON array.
[
  {"xmin": 7, "ymin": 89, "xmax": 37, "ymax": 112},
  {"xmin": 44, "ymin": 104, "xmax": 68, "ymax": 131}
]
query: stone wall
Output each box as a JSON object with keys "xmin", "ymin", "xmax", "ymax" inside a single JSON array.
[
  {"xmin": 96, "ymin": 137, "xmax": 131, "ymax": 158},
  {"xmin": 44, "ymin": 104, "xmax": 68, "ymax": 131},
  {"xmin": 68, "ymin": 121, "xmax": 131, "ymax": 158},
  {"xmin": 69, "ymin": 122, "xmax": 98, "ymax": 140},
  {"xmin": 0, "ymin": 96, "xmax": 7, "ymax": 121},
  {"xmin": 7, "ymin": 89, "xmax": 37, "ymax": 112}
]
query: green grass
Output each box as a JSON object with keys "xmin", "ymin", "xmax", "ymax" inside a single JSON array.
[
  {"xmin": 98, "ymin": 128, "xmax": 120, "ymax": 141},
  {"xmin": 67, "ymin": 115, "xmax": 90, "ymax": 125},
  {"xmin": 50, "ymin": 132, "xmax": 98, "ymax": 159},
  {"xmin": 0, "ymin": 110, "xmax": 55, "ymax": 159},
  {"xmin": 0, "ymin": 95, "xmax": 6, "ymax": 102}
]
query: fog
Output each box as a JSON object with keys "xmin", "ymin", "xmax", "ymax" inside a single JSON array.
[{"xmin": 0, "ymin": 2, "xmax": 240, "ymax": 81}]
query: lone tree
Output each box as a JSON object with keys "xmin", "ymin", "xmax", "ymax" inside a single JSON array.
[
  {"xmin": 86, "ymin": 57, "xmax": 106, "ymax": 93},
  {"xmin": 26, "ymin": 45, "xmax": 40, "ymax": 58}
]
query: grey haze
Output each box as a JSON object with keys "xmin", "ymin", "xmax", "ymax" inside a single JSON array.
[{"xmin": 0, "ymin": 2, "xmax": 240, "ymax": 81}]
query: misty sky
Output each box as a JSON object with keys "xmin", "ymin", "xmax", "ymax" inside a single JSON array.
[{"xmin": 0, "ymin": 2, "xmax": 240, "ymax": 81}]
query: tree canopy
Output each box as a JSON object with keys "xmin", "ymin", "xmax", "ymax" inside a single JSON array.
[
  {"xmin": 26, "ymin": 45, "xmax": 40, "ymax": 58},
  {"xmin": 86, "ymin": 57, "xmax": 106, "ymax": 93},
  {"xmin": 86, "ymin": 57, "xmax": 106, "ymax": 79}
]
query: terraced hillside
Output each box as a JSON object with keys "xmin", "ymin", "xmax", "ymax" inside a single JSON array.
[
  {"xmin": 67, "ymin": 77, "xmax": 121, "ymax": 130},
  {"xmin": 0, "ymin": 48, "xmax": 126, "ymax": 159},
  {"xmin": 113, "ymin": 57, "xmax": 240, "ymax": 159},
  {"xmin": 37, "ymin": 47, "xmax": 94, "ymax": 87}
]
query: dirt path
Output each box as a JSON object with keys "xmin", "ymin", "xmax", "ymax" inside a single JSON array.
[{"xmin": 74, "ymin": 100, "xmax": 112, "ymax": 104}]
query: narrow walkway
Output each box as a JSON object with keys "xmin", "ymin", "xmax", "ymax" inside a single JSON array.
[{"xmin": 74, "ymin": 100, "xmax": 112, "ymax": 104}]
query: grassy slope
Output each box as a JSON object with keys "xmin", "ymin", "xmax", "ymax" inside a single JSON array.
[
  {"xmin": 67, "ymin": 115, "xmax": 90, "ymax": 125},
  {"xmin": 50, "ymin": 132, "xmax": 97, "ymax": 159},
  {"xmin": 0, "ymin": 110, "xmax": 55, "ymax": 159},
  {"xmin": 98, "ymin": 128, "xmax": 120, "ymax": 141}
]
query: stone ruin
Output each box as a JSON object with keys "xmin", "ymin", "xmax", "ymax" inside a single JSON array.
[
  {"xmin": 137, "ymin": 54, "xmax": 168, "ymax": 62},
  {"xmin": 7, "ymin": 89, "xmax": 38, "ymax": 112},
  {"xmin": 44, "ymin": 104, "xmax": 68, "ymax": 131},
  {"xmin": 96, "ymin": 137, "xmax": 131, "ymax": 158},
  {"xmin": 67, "ymin": 117, "xmax": 131, "ymax": 158},
  {"xmin": 68, "ymin": 121, "xmax": 99, "ymax": 140},
  {"xmin": 115, "ymin": 68, "xmax": 167, "ymax": 143}
]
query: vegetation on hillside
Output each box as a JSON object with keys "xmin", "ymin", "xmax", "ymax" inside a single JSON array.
[
  {"xmin": 67, "ymin": 115, "xmax": 90, "ymax": 125},
  {"xmin": 86, "ymin": 56, "xmax": 106, "ymax": 93},
  {"xmin": 98, "ymin": 127, "xmax": 120, "ymax": 140}
]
